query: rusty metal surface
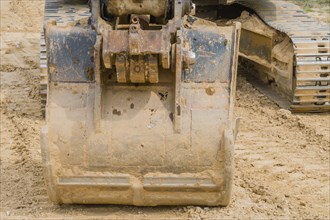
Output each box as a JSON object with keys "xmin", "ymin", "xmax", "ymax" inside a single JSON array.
[
  {"xmin": 105, "ymin": 0, "xmax": 192, "ymax": 19},
  {"xmin": 183, "ymin": 27, "xmax": 232, "ymax": 82},
  {"xmin": 239, "ymin": 29, "xmax": 272, "ymax": 64},
  {"xmin": 103, "ymin": 27, "xmax": 168, "ymax": 83},
  {"xmin": 194, "ymin": 0, "xmax": 236, "ymax": 6},
  {"xmin": 46, "ymin": 25, "xmax": 96, "ymax": 82},
  {"xmin": 101, "ymin": 0, "xmax": 192, "ymax": 84},
  {"xmin": 106, "ymin": 0, "xmax": 168, "ymax": 17},
  {"xmin": 105, "ymin": 29, "xmax": 170, "ymax": 54}
]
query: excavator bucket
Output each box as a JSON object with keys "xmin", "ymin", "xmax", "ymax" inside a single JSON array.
[{"xmin": 40, "ymin": 0, "xmax": 240, "ymax": 206}]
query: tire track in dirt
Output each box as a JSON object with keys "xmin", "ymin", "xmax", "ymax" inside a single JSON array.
[
  {"xmin": 0, "ymin": 110, "xmax": 48, "ymax": 216},
  {"xmin": 0, "ymin": 41, "xmax": 47, "ymax": 217},
  {"xmin": 0, "ymin": 61, "xmax": 48, "ymax": 216},
  {"xmin": 0, "ymin": 64, "xmax": 41, "ymax": 118}
]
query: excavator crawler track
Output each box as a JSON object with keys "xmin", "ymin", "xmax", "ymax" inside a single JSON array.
[{"xmin": 237, "ymin": 0, "xmax": 330, "ymax": 112}]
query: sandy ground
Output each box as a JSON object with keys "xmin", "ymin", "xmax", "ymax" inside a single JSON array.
[
  {"xmin": 286, "ymin": 0, "xmax": 330, "ymax": 23},
  {"xmin": 0, "ymin": 0, "xmax": 329, "ymax": 219}
]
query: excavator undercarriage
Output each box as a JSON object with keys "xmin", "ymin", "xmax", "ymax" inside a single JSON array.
[
  {"xmin": 193, "ymin": 0, "xmax": 330, "ymax": 112},
  {"xmin": 236, "ymin": 1, "xmax": 330, "ymax": 112},
  {"xmin": 39, "ymin": 0, "xmax": 329, "ymax": 206}
]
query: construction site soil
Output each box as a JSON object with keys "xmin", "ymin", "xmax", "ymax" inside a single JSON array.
[{"xmin": 0, "ymin": 0, "xmax": 329, "ymax": 219}]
